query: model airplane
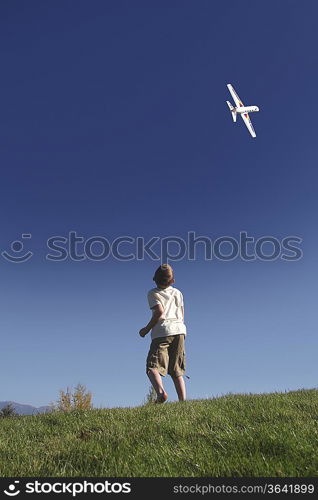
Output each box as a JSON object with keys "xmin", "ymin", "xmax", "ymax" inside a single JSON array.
[{"xmin": 226, "ymin": 84, "xmax": 259, "ymax": 138}]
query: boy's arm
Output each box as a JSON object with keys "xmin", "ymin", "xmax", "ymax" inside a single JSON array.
[{"xmin": 139, "ymin": 304, "xmax": 164, "ymax": 337}]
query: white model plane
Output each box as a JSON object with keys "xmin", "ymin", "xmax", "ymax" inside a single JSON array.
[{"xmin": 226, "ymin": 84, "xmax": 259, "ymax": 138}]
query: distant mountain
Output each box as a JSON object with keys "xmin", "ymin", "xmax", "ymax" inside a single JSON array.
[{"xmin": 0, "ymin": 401, "xmax": 52, "ymax": 415}]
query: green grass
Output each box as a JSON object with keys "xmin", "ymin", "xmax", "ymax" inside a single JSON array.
[{"xmin": 1, "ymin": 389, "xmax": 318, "ymax": 477}]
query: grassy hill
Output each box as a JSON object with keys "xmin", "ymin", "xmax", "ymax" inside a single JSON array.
[{"xmin": 0, "ymin": 389, "xmax": 317, "ymax": 477}]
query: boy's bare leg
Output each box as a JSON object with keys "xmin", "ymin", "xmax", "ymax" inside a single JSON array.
[
  {"xmin": 172, "ymin": 375, "xmax": 186, "ymax": 401},
  {"xmin": 147, "ymin": 368, "xmax": 168, "ymax": 401}
]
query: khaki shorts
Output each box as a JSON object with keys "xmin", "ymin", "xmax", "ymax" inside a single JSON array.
[{"xmin": 146, "ymin": 334, "xmax": 186, "ymax": 377}]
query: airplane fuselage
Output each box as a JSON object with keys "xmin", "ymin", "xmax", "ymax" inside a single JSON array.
[{"xmin": 236, "ymin": 105, "xmax": 259, "ymax": 114}]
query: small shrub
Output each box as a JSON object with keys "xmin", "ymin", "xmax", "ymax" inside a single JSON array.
[{"xmin": 0, "ymin": 403, "xmax": 17, "ymax": 418}]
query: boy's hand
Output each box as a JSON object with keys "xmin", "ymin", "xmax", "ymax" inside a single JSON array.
[{"xmin": 139, "ymin": 327, "xmax": 148, "ymax": 337}]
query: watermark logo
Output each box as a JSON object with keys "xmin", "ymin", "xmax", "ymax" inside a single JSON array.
[
  {"xmin": 0, "ymin": 231, "xmax": 303, "ymax": 263},
  {"xmin": 1, "ymin": 234, "xmax": 33, "ymax": 263},
  {"xmin": 4, "ymin": 481, "xmax": 20, "ymax": 496}
]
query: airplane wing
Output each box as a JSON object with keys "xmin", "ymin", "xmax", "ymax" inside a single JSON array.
[
  {"xmin": 227, "ymin": 84, "xmax": 244, "ymax": 107},
  {"xmin": 241, "ymin": 112, "xmax": 256, "ymax": 138}
]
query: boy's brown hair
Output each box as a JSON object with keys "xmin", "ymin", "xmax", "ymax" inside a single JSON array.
[{"xmin": 153, "ymin": 264, "xmax": 174, "ymax": 288}]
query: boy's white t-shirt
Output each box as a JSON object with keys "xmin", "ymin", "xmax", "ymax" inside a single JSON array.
[{"xmin": 147, "ymin": 286, "xmax": 187, "ymax": 340}]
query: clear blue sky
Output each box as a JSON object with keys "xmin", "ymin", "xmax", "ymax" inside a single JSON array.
[{"xmin": 0, "ymin": 1, "xmax": 317, "ymax": 408}]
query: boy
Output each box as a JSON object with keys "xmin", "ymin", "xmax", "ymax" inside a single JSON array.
[{"xmin": 139, "ymin": 264, "xmax": 187, "ymax": 403}]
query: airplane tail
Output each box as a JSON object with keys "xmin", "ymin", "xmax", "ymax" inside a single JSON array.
[{"xmin": 226, "ymin": 101, "xmax": 237, "ymax": 122}]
